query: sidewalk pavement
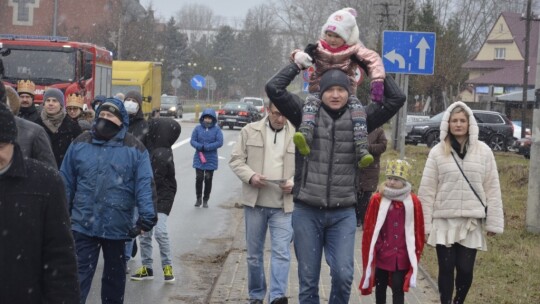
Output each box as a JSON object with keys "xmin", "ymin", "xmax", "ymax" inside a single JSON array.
[{"xmin": 210, "ymin": 212, "xmax": 440, "ymax": 303}]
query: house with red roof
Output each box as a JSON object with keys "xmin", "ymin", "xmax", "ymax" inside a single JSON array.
[{"xmin": 461, "ymin": 12, "xmax": 539, "ymax": 105}]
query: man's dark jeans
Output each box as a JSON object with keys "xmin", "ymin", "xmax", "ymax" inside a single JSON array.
[{"xmin": 73, "ymin": 231, "xmax": 126, "ymax": 304}]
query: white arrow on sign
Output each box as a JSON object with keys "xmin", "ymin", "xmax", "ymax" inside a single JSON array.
[
  {"xmin": 416, "ymin": 37, "xmax": 430, "ymax": 70},
  {"xmin": 384, "ymin": 49, "xmax": 405, "ymax": 69},
  {"xmin": 193, "ymin": 78, "xmax": 203, "ymax": 88}
]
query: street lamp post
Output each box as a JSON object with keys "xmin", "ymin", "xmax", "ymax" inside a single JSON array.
[
  {"xmin": 210, "ymin": 66, "xmax": 222, "ymax": 101},
  {"xmin": 180, "ymin": 62, "xmax": 197, "ymax": 99}
]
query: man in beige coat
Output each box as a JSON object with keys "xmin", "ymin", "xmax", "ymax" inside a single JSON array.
[{"xmin": 229, "ymin": 101, "xmax": 295, "ymax": 304}]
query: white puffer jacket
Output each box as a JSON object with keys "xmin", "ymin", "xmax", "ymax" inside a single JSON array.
[{"xmin": 418, "ymin": 101, "xmax": 504, "ymax": 235}]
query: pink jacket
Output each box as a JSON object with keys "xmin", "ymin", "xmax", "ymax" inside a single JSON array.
[{"xmin": 293, "ymin": 40, "xmax": 386, "ymax": 93}]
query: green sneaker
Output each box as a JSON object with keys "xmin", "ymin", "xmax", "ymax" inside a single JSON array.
[
  {"xmin": 293, "ymin": 132, "xmax": 311, "ymax": 156},
  {"xmin": 358, "ymin": 154, "xmax": 374, "ymax": 168},
  {"xmin": 163, "ymin": 265, "xmax": 175, "ymax": 283},
  {"xmin": 130, "ymin": 266, "xmax": 154, "ymax": 281}
]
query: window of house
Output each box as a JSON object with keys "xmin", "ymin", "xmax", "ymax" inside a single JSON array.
[
  {"xmin": 499, "ymin": 24, "xmax": 504, "ymax": 32},
  {"xmin": 495, "ymin": 48, "xmax": 506, "ymax": 59}
]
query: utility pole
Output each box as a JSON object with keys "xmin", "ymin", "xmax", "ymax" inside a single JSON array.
[
  {"xmin": 375, "ymin": 2, "xmax": 399, "ymax": 50},
  {"xmin": 527, "ymin": 0, "xmax": 540, "ymax": 234},
  {"xmin": 389, "ymin": 0, "xmax": 409, "ymax": 158},
  {"xmin": 521, "ymin": 0, "xmax": 533, "ymax": 139},
  {"xmin": 52, "ymin": 0, "xmax": 58, "ymax": 36}
]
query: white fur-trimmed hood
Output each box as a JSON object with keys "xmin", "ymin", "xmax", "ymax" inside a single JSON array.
[{"xmin": 439, "ymin": 101, "xmax": 479, "ymax": 145}]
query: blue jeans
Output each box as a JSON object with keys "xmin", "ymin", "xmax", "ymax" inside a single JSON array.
[
  {"xmin": 292, "ymin": 203, "xmax": 357, "ymax": 304},
  {"xmin": 244, "ymin": 206, "xmax": 293, "ymax": 302},
  {"xmin": 73, "ymin": 231, "xmax": 126, "ymax": 304},
  {"xmin": 140, "ymin": 213, "xmax": 173, "ymax": 268}
]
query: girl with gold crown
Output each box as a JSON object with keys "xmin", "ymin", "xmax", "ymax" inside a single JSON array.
[{"xmin": 359, "ymin": 159, "xmax": 425, "ymax": 304}]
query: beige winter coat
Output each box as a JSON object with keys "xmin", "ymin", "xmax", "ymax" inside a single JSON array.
[
  {"xmin": 418, "ymin": 101, "xmax": 504, "ymax": 235},
  {"xmin": 229, "ymin": 118, "xmax": 295, "ymax": 213}
]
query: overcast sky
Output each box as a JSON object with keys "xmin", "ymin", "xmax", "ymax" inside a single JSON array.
[{"xmin": 142, "ymin": 0, "xmax": 268, "ymax": 22}]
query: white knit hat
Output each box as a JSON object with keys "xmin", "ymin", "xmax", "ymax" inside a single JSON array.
[{"xmin": 321, "ymin": 8, "xmax": 360, "ymax": 46}]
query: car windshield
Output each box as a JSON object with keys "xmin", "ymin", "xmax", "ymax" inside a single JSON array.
[
  {"xmin": 243, "ymin": 98, "xmax": 263, "ymax": 106},
  {"xmin": 161, "ymin": 97, "xmax": 177, "ymax": 104},
  {"xmin": 1, "ymin": 49, "xmax": 76, "ymax": 84},
  {"xmin": 224, "ymin": 103, "xmax": 248, "ymax": 110},
  {"xmin": 429, "ymin": 112, "xmax": 444, "ymax": 122}
]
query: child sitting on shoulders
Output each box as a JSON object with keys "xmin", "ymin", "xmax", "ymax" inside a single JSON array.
[{"xmin": 291, "ymin": 7, "xmax": 386, "ymax": 168}]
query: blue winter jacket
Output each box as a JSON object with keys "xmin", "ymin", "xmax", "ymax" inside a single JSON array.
[
  {"xmin": 60, "ymin": 98, "xmax": 157, "ymax": 240},
  {"xmin": 191, "ymin": 108, "xmax": 224, "ymax": 171}
]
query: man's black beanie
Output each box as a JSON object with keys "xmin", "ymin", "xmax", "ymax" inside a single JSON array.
[{"xmin": 319, "ymin": 69, "xmax": 351, "ymax": 96}]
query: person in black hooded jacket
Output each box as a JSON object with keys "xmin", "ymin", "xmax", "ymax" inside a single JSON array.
[
  {"xmin": 0, "ymin": 102, "xmax": 80, "ymax": 303},
  {"xmin": 131, "ymin": 117, "xmax": 181, "ymax": 282},
  {"xmin": 122, "ymin": 90, "xmax": 149, "ymax": 263},
  {"xmin": 124, "ymin": 91, "xmax": 149, "ymax": 146}
]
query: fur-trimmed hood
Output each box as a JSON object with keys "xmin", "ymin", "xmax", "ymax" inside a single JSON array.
[
  {"xmin": 5, "ymin": 86, "xmax": 21, "ymax": 115},
  {"xmin": 439, "ymin": 101, "xmax": 479, "ymax": 145}
]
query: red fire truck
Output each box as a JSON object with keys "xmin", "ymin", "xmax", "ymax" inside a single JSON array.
[{"xmin": 0, "ymin": 34, "xmax": 112, "ymax": 106}]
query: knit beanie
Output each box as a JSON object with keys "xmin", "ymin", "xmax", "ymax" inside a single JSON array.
[
  {"xmin": 5, "ymin": 86, "xmax": 21, "ymax": 115},
  {"xmin": 124, "ymin": 91, "xmax": 143, "ymax": 106},
  {"xmin": 99, "ymin": 101, "xmax": 123, "ymax": 123},
  {"xmin": 321, "ymin": 8, "xmax": 360, "ymax": 46},
  {"xmin": 43, "ymin": 88, "xmax": 65, "ymax": 107},
  {"xmin": 319, "ymin": 69, "xmax": 351, "ymax": 96},
  {"xmin": 0, "ymin": 102, "xmax": 17, "ymax": 144}
]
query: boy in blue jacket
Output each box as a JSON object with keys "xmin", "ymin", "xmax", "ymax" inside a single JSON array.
[{"xmin": 61, "ymin": 98, "xmax": 157, "ymax": 303}]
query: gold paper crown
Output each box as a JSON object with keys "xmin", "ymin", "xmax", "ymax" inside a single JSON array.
[
  {"xmin": 66, "ymin": 93, "xmax": 85, "ymax": 108},
  {"xmin": 385, "ymin": 159, "xmax": 411, "ymax": 181},
  {"xmin": 17, "ymin": 80, "xmax": 36, "ymax": 96}
]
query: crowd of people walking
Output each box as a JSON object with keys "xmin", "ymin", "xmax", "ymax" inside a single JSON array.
[{"xmin": 0, "ymin": 7, "xmax": 504, "ymax": 303}]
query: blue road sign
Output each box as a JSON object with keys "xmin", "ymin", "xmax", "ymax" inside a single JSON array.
[
  {"xmin": 190, "ymin": 75, "xmax": 206, "ymax": 91},
  {"xmin": 382, "ymin": 31, "xmax": 436, "ymax": 75},
  {"xmin": 303, "ymin": 82, "xmax": 309, "ymax": 92}
]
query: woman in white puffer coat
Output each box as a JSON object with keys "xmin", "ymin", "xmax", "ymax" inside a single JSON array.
[{"xmin": 418, "ymin": 101, "xmax": 504, "ymax": 304}]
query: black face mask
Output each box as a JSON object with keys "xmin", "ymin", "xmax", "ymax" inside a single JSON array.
[{"xmin": 93, "ymin": 118, "xmax": 121, "ymax": 140}]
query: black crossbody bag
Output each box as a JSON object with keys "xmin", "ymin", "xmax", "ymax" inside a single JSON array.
[{"xmin": 451, "ymin": 152, "xmax": 487, "ymax": 216}]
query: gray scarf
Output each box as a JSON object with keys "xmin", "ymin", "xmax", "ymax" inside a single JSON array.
[
  {"xmin": 41, "ymin": 108, "xmax": 66, "ymax": 133},
  {"xmin": 382, "ymin": 182, "xmax": 412, "ymax": 202}
]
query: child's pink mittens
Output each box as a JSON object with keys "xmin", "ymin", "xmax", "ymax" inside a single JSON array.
[{"xmin": 370, "ymin": 81, "xmax": 384, "ymax": 103}]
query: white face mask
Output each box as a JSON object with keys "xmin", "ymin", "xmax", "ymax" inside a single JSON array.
[{"xmin": 124, "ymin": 100, "xmax": 139, "ymax": 115}]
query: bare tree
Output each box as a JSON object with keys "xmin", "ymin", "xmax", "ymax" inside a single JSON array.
[
  {"xmin": 244, "ymin": 4, "xmax": 278, "ymax": 30},
  {"xmin": 176, "ymin": 4, "xmax": 216, "ymax": 30},
  {"xmin": 271, "ymin": 0, "xmax": 337, "ymax": 48}
]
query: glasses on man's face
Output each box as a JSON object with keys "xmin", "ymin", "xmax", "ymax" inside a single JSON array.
[
  {"xmin": 67, "ymin": 107, "xmax": 80, "ymax": 112},
  {"xmin": 270, "ymin": 110, "xmax": 283, "ymax": 118}
]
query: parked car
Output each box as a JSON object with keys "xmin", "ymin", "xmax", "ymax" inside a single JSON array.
[
  {"xmin": 217, "ymin": 102, "xmax": 261, "ymax": 130},
  {"xmin": 159, "ymin": 94, "xmax": 183, "ymax": 118},
  {"xmin": 511, "ymin": 136, "xmax": 532, "ymax": 159},
  {"xmin": 240, "ymin": 97, "xmax": 266, "ymax": 118},
  {"xmin": 405, "ymin": 110, "xmax": 514, "ymax": 151}
]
